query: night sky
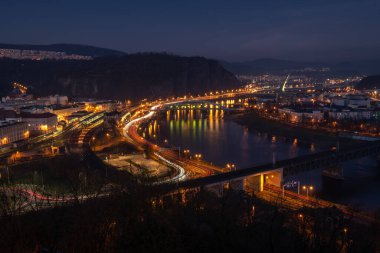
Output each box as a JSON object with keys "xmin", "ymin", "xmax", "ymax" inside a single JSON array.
[{"xmin": 1, "ymin": 0, "xmax": 379, "ymax": 62}]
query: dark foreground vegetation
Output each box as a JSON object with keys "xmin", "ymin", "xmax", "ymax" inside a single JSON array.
[
  {"xmin": 0, "ymin": 120, "xmax": 378, "ymax": 252},
  {"xmin": 0, "ymin": 183, "xmax": 379, "ymax": 253}
]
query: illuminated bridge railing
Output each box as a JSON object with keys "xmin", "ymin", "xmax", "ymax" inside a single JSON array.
[{"xmin": 155, "ymin": 100, "xmax": 235, "ymax": 111}]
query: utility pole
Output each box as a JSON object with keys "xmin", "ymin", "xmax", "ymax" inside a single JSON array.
[
  {"xmin": 41, "ymin": 170, "xmax": 44, "ymax": 188},
  {"xmin": 297, "ymin": 181, "xmax": 300, "ymax": 194},
  {"xmin": 6, "ymin": 166, "xmax": 10, "ymax": 185}
]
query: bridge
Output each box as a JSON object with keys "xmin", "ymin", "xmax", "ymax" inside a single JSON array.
[
  {"xmin": 122, "ymin": 95, "xmax": 380, "ymax": 197},
  {"xmin": 154, "ymin": 100, "xmax": 244, "ymax": 112},
  {"xmin": 156, "ymin": 140, "xmax": 380, "ymax": 195}
]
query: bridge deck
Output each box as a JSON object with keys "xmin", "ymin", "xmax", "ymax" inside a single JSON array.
[{"xmin": 156, "ymin": 140, "xmax": 380, "ymax": 193}]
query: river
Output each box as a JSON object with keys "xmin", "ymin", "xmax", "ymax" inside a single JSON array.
[{"xmin": 146, "ymin": 110, "xmax": 380, "ymax": 211}]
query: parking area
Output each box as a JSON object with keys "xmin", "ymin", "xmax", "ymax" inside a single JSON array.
[{"xmin": 105, "ymin": 153, "xmax": 173, "ymax": 178}]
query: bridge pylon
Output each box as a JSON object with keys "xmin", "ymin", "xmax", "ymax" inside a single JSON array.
[{"xmin": 244, "ymin": 168, "xmax": 283, "ymax": 193}]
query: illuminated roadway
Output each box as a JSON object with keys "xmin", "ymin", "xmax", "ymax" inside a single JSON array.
[
  {"xmin": 122, "ymin": 91, "xmax": 256, "ymax": 183},
  {"xmin": 122, "ymin": 90, "xmax": 380, "ymax": 190}
]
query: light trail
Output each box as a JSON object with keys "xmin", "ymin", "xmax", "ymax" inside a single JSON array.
[
  {"xmin": 123, "ymin": 103, "xmax": 188, "ymax": 182},
  {"xmin": 154, "ymin": 152, "xmax": 187, "ymax": 183}
]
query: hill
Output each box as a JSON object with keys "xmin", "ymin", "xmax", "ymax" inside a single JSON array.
[
  {"xmin": 221, "ymin": 58, "xmax": 380, "ymax": 76},
  {"xmin": 0, "ymin": 53, "xmax": 239, "ymax": 100},
  {"xmin": 221, "ymin": 58, "xmax": 328, "ymax": 75},
  {"xmin": 356, "ymin": 75, "xmax": 380, "ymax": 90},
  {"xmin": 0, "ymin": 43, "xmax": 125, "ymax": 57},
  {"xmin": 221, "ymin": 58, "xmax": 324, "ymax": 75}
]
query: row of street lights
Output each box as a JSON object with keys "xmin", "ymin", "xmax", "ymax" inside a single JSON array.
[
  {"xmin": 302, "ymin": 185, "xmax": 314, "ymax": 199},
  {"xmin": 182, "ymin": 149, "xmax": 203, "ymax": 161},
  {"xmin": 278, "ymin": 178, "xmax": 314, "ymax": 199},
  {"xmin": 226, "ymin": 163, "xmax": 236, "ymax": 171},
  {"xmin": 194, "ymin": 154, "xmax": 202, "ymax": 159}
]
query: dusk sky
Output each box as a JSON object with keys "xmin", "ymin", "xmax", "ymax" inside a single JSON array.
[{"xmin": 1, "ymin": 0, "xmax": 380, "ymax": 62}]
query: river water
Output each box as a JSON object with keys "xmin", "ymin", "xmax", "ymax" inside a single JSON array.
[{"xmin": 148, "ymin": 110, "xmax": 380, "ymax": 211}]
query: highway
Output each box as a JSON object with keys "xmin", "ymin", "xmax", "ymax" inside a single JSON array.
[
  {"xmin": 119, "ymin": 90, "xmax": 380, "ymax": 224},
  {"xmin": 121, "ymin": 91, "xmax": 256, "ymax": 182}
]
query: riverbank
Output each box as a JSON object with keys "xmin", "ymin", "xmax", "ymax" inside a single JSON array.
[
  {"xmin": 229, "ymin": 112, "xmax": 380, "ymax": 212},
  {"xmin": 229, "ymin": 111, "xmax": 363, "ymax": 150}
]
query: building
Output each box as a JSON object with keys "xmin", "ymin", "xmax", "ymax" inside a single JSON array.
[
  {"xmin": 0, "ymin": 121, "xmax": 29, "ymax": 147},
  {"xmin": 328, "ymin": 109, "xmax": 372, "ymax": 120},
  {"xmin": 0, "ymin": 109, "xmax": 21, "ymax": 122},
  {"xmin": 278, "ymin": 108, "xmax": 324, "ymax": 123},
  {"xmin": 21, "ymin": 112, "xmax": 58, "ymax": 134},
  {"xmin": 52, "ymin": 105, "xmax": 84, "ymax": 121},
  {"xmin": 331, "ymin": 95, "xmax": 370, "ymax": 108},
  {"xmin": 45, "ymin": 95, "xmax": 69, "ymax": 105},
  {"xmin": 20, "ymin": 105, "xmax": 53, "ymax": 114},
  {"xmin": 346, "ymin": 95, "xmax": 371, "ymax": 108},
  {"xmin": 85, "ymin": 100, "xmax": 119, "ymax": 112}
]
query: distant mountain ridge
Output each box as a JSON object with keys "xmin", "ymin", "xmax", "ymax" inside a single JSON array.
[
  {"xmin": 221, "ymin": 58, "xmax": 325, "ymax": 75},
  {"xmin": 0, "ymin": 43, "xmax": 126, "ymax": 57},
  {"xmin": 221, "ymin": 58, "xmax": 380, "ymax": 76}
]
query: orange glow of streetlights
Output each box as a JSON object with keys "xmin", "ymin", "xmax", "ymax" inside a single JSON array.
[
  {"xmin": 226, "ymin": 163, "xmax": 236, "ymax": 171},
  {"xmin": 302, "ymin": 185, "xmax": 313, "ymax": 199}
]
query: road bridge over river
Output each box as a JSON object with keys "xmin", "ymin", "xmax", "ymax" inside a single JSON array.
[
  {"xmin": 153, "ymin": 99, "xmax": 246, "ymax": 112},
  {"xmin": 122, "ymin": 93, "xmax": 380, "ymax": 196},
  {"xmin": 157, "ymin": 140, "xmax": 380, "ymax": 194}
]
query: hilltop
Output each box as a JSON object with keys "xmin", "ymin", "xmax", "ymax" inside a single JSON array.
[
  {"xmin": 221, "ymin": 58, "xmax": 380, "ymax": 76},
  {"xmin": 356, "ymin": 75, "xmax": 380, "ymax": 90},
  {"xmin": 0, "ymin": 43, "xmax": 125, "ymax": 57},
  {"xmin": 0, "ymin": 53, "xmax": 239, "ymax": 100}
]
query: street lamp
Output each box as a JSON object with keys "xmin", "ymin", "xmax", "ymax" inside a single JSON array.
[
  {"xmin": 183, "ymin": 149, "xmax": 190, "ymax": 158},
  {"xmin": 226, "ymin": 163, "xmax": 236, "ymax": 172},
  {"xmin": 302, "ymin": 185, "xmax": 313, "ymax": 199}
]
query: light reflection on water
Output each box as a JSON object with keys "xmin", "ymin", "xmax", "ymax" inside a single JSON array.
[
  {"xmin": 152, "ymin": 110, "xmax": 316, "ymax": 168},
  {"xmin": 147, "ymin": 110, "xmax": 380, "ymax": 211}
]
